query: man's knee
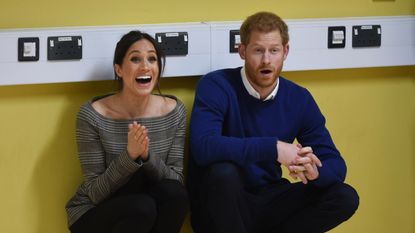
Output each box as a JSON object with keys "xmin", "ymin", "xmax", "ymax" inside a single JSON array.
[
  {"xmin": 329, "ymin": 183, "xmax": 359, "ymax": 218},
  {"xmin": 203, "ymin": 162, "xmax": 242, "ymax": 192}
]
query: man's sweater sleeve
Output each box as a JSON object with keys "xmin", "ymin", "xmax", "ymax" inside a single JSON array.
[
  {"xmin": 190, "ymin": 76, "xmax": 277, "ymax": 167},
  {"xmin": 297, "ymin": 90, "xmax": 347, "ymax": 187}
]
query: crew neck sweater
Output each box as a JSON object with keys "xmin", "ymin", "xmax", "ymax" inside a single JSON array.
[{"xmin": 189, "ymin": 67, "xmax": 346, "ymax": 188}]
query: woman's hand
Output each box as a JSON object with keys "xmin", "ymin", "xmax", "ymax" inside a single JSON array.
[{"xmin": 127, "ymin": 121, "xmax": 149, "ymax": 160}]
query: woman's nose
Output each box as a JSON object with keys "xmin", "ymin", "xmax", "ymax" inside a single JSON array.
[{"xmin": 139, "ymin": 60, "xmax": 150, "ymax": 70}]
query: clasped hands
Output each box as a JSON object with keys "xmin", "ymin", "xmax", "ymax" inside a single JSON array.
[
  {"xmin": 277, "ymin": 141, "xmax": 322, "ymax": 184},
  {"xmin": 127, "ymin": 121, "xmax": 149, "ymax": 160}
]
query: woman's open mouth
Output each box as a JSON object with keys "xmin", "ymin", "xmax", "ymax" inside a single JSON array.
[{"xmin": 135, "ymin": 75, "xmax": 152, "ymax": 84}]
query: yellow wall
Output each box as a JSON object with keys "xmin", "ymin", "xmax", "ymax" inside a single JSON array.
[{"xmin": 0, "ymin": 1, "xmax": 414, "ymax": 233}]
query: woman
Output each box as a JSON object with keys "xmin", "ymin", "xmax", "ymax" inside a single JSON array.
[{"xmin": 66, "ymin": 30, "xmax": 188, "ymax": 233}]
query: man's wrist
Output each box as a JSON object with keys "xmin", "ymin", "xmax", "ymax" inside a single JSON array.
[{"xmin": 276, "ymin": 140, "xmax": 281, "ymax": 163}]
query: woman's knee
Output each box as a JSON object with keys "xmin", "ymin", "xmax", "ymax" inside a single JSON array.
[
  {"xmin": 165, "ymin": 180, "xmax": 189, "ymax": 208},
  {"xmin": 122, "ymin": 195, "xmax": 157, "ymax": 223},
  {"xmin": 147, "ymin": 179, "xmax": 189, "ymax": 216}
]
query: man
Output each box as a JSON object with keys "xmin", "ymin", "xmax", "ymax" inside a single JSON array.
[{"xmin": 187, "ymin": 11, "xmax": 359, "ymax": 233}]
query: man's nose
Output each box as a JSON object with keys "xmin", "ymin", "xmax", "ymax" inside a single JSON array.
[{"xmin": 262, "ymin": 51, "xmax": 271, "ymax": 64}]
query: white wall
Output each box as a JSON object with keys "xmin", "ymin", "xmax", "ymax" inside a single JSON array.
[{"xmin": 0, "ymin": 16, "xmax": 414, "ymax": 85}]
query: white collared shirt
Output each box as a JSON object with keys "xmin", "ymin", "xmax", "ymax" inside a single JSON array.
[{"xmin": 241, "ymin": 66, "xmax": 279, "ymax": 101}]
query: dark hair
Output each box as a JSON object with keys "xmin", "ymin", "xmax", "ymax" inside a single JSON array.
[
  {"xmin": 113, "ymin": 30, "xmax": 166, "ymax": 91},
  {"xmin": 240, "ymin": 11, "xmax": 289, "ymax": 46}
]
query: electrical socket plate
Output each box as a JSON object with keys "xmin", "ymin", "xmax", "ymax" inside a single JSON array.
[
  {"xmin": 18, "ymin": 37, "xmax": 39, "ymax": 61},
  {"xmin": 229, "ymin": 30, "xmax": 240, "ymax": 53},
  {"xmin": 328, "ymin": 26, "xmax": 346, "ymax": 48},
  {"xmin": 155, "ymin": 32, "xmax": 188, "ymax": 56},
  {"xmin": 47, "ymin": 36, "xmax": 82, "ymax": 60},
  {"xmin": 352, "ymin": 25, "xmax": 381, "ymax": 47}
]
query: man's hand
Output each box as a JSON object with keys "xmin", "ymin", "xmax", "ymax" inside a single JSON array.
[
  {"xmin": 276, "ymin": 140, "xmax": 300, "ymax": 166},
  {"xmin": 288, "ymin": 145, "xmax": 322, "ymax": 184}
]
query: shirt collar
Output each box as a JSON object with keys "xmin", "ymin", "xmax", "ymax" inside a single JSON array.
[{"xmin": 241, "ymin": 66, "xmax": 279, "ymax": 101}]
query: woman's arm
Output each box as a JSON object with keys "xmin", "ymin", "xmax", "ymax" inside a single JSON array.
[
  {"xmin": 140, "ymin": 102, "xmax": 186, "ymax": 183},
  {"xmin": 76, "ymin": 106, "xmax": 141, "ymax": 204}
]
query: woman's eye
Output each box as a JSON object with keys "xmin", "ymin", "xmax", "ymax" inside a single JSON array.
[
  {"xmin": 148, "ymin": 56, "xmax": 157, "ymax": 63},
  {"xmin": 130, "ymin": 57, "xmax": 140, "ymax": 62}
]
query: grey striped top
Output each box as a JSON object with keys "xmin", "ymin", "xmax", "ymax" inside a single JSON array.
[{"xmin": 65, "ymin": 94, "xmax": 186, "ymax": 227}]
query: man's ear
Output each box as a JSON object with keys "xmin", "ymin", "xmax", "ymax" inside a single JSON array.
[
  {"xmin": 114, "ymin": 64, "xmax": 123, "ymax": 78},
  {"xmin": 283, "ymin": 43, "xmax": 290, "ymax": 61},
  {"xmin": 238, "ymin": 44, "xmax": 246, "ymax": 60}
]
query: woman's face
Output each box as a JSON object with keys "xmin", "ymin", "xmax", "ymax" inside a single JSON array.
[{"xmin": 115, "ymin": 39, "xmax": 159, "ymax": 97}]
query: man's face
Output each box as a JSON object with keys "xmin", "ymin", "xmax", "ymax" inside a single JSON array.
[{"xmin": 239, "ymin": 30, "xmax": 289, "ymax": 98}]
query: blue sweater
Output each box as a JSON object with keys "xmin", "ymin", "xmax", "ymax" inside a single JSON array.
[{"xmin": 189, "ymin": 67, "xmax": 346, "ymax": 188}]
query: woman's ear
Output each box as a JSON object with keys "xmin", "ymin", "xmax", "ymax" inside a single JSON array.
[{"xmin": 114, "ymin": 64, "xmax": 123, "ymax": 78}]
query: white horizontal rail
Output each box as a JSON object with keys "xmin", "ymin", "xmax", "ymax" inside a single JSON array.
[{"xmin": 0, "ymin": 16, "xmax": 413, "ymax": 86}]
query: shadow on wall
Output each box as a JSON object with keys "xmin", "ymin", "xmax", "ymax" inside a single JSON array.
[
  {"xmin": 30, "ymin": 101, "xmax": 80, "ymax": 233},
  {"xmin": 27, "ymin": 80, "xmax": 116, "ymax": 233}
]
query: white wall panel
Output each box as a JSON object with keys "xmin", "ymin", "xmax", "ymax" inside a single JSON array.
[
  {"xmin": 0, "ymin": 16, "xmax": 413, "ymax": 86},
  {"xmin": 0, "ymin": 23, "xmax": 211, "ymax": 85},
  {"xmin": 211, "ymin": 16, "xmax": 415, "ymax": 71}
]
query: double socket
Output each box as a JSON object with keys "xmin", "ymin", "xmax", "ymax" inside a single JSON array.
[{"xmin": 47, "ymin": 36, "xmax": 82, "ymax": 60}]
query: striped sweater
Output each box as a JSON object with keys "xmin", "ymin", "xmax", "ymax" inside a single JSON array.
[{"xmin": 65, "ymin": 94, "xmax": 186, "ymax": 227}]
